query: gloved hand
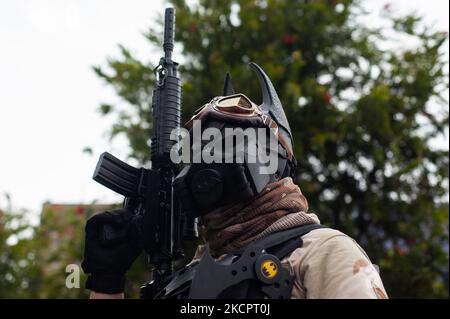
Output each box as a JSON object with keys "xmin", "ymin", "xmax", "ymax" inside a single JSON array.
[{"xmin": 81, "ymin": 208, "xmax": 143, "ymax": 294}]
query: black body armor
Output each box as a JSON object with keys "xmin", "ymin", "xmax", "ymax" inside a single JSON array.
[{"xmin": 142, "ymin": 224, "xmax": 326, "ymax": 299}]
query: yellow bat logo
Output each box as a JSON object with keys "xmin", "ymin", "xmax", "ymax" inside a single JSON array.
[{"xmin": 261, "ymin": 260, "xmax": 278, "ymax": 279}]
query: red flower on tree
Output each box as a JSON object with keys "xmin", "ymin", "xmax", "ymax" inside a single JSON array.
[
  {"xmin": 189, "ymin": 22, "xmax": 198, "ymax": 33},
  {"xmin": 282, "ymin": 33, "xmax": 296, "ymax": 46},
  {"xmin": 75, "ymin": 206, "xmax": 85, "ymax": 215},
  {"xmin": 323, "ymin": 92, "xmax": 332, "ymax": 104},
  {"xmin": 395, "ymin": 245, "xmax": 405, "ymax": 256}
]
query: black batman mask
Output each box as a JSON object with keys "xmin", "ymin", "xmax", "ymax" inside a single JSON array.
[{"xmin": 174, "ymin": 63, "xmax": 296, "ymax": 218}]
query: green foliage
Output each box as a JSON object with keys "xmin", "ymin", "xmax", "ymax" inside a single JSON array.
[
  {"xmin": 35, "ymin": 206, "xmax": 89, "ymax": 298},
  {"xmin": 93, "ymin": 44, "xmax": 155, "ymax": 162},
  {"xmin": 94, "ymin": 0, "xmax": 448, "ymax": 298},
  {"xmin": 1, "ymin": 200, "xmax": 149, "ymax": 298},
  {"xmin": 0, "ymin": 198, "xmax": 40, "ymax": 298}
]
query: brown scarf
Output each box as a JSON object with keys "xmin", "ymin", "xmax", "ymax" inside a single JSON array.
[{"xmin": 202, "ymin": 177, "xmax": 320, "ymax": 257}]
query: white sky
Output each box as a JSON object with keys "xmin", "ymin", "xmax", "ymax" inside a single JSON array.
[{"xmin": 0, "ymin": 0, "xmax": 448, "ymax": 217}]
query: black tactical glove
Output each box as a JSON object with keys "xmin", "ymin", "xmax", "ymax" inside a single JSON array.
[{"xmin": 81, "ymin": 208, "xmax": 142, "ymax": 294}]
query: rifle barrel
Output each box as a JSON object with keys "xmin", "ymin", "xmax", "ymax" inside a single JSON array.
[{"xmin": 163, "ymin": 8, "xmax": 175, "ymax": 60}]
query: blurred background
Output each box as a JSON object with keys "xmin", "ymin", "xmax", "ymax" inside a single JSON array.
[{"xmin": 0, "ymin": 0, "xmax": 448, "ymax": 298}]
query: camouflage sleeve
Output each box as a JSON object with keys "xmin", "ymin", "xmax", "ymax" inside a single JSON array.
[{"xmin": 286, "ymin": 229, "xmax": 388, "ymax": 299}]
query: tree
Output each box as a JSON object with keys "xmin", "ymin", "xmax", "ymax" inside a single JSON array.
[
  {"xmin": 0, "ymin": 196, "xmax": 40, "ymax": 298},
  {"xmin": 94, "ymin": 0, "xmax": 449, "ymax": 298},
  {"xmin": 1, "ymin": 199, "xmax": 149, "ymax": 298},
  {"xmin": 34, "ymin": 203, "xmax": 148, "ymax": 298}
]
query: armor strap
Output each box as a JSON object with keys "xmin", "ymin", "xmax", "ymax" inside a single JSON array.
[{"xmin": 259, "ymin": 223, "xmax": 327, "ymax": 259}]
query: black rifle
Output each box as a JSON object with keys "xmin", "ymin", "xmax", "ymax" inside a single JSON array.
[{"xmin": 92, "ymin": 8, "xmax": 196, "ymax": 298}]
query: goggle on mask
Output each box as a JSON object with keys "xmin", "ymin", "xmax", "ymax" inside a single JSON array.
[{"xmin": 174, "ymin": 62, "xmax": 296, "ymax": 219}]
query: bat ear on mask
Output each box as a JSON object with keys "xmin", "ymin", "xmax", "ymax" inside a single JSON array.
[
  {"xmin": 248, "ymin": 62, "xmax": 294, "ymax": 156},
  {"xmin": 223, "ymin": 72, "xmax": 235, "ymax": 96}
]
